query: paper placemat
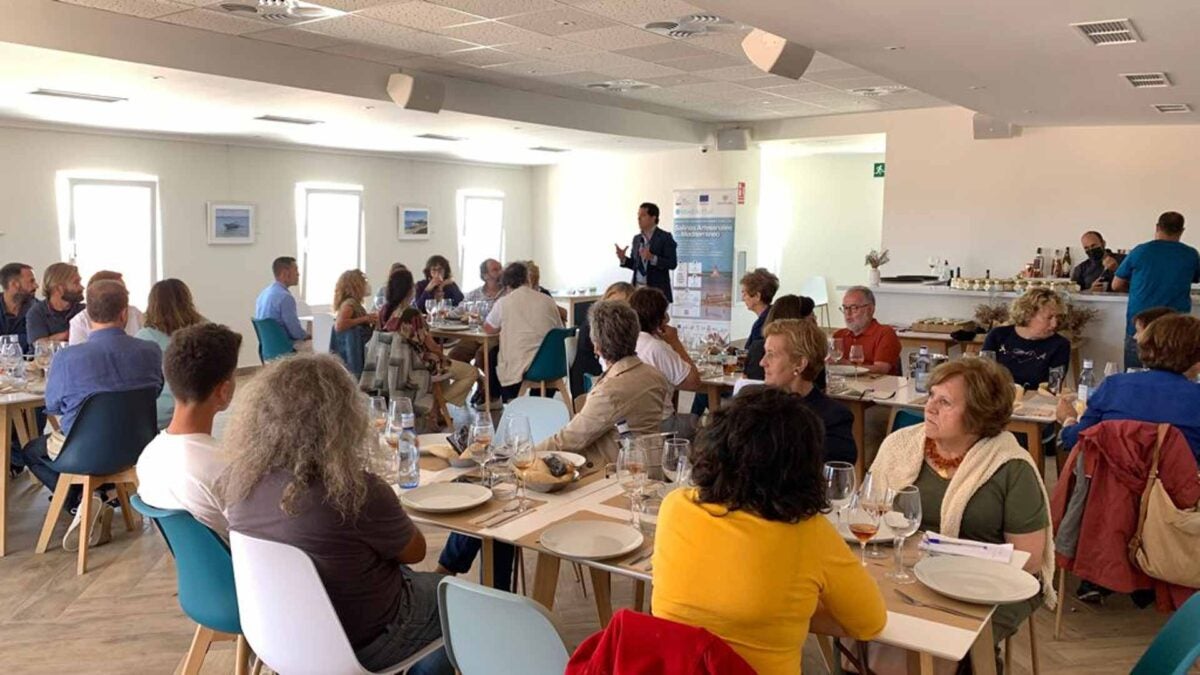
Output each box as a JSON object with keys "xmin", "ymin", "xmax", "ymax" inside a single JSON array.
[
  {"xmin": 411, "ymin": 495, "xmax": 546, "ymax": 534},
  {"xmin": 515, "ymin": 509, "xmax": 655, "ymax": 570},
  {"xmin": 1014, "ymin": 392, "xmax": 1057, "ymax": 420},
  {"xmin": 865, "ymin": 541, "xmax": 990, "ymax": 629},
  {"xmin": 419, "ymin": 456, "xmax": 451, "ymax": 472}
]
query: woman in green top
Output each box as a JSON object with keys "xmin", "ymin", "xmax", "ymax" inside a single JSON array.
[
  {"xmin": 135, "ymin": 279, "xmax": 206, "ymax": 428},
  {"xmin": 871, "ymin": 358, "xmax": 1055, "ymax": 660}
]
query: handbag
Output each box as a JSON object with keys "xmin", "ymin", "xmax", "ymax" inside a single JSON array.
[{"xmin": 1127, "ymin": 424, "xmax": 1200, "ymax": 587}]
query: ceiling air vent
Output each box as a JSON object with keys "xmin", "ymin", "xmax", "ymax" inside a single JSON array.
[
  {"xmin": 30, "ymin": 88, "xmax": 127, "ymax": 103},
  {"xmin": 1070, "ymin": 19, "xmax": 1141, "ymax": 46},
  {"xmin": 586, "ymin": 79, "xmax": 655, "ymax": 92},
  {"xmin": 1152, "ymin": 103, "xmax": 1192, "ymax": 114},
  {"xmin": 220, "ymin": 1, "xmax": 340, "ymax": 24},
  {"xmin": 529, "ymin": 146, "xmax": 569, "ymax": 153},
  {"xmin": 255, "ymin": 114, "xmax": 322, "ymax": 125},
  {"xmin": 849, "ymin": 85, "xmax": 909, "ymax": 97},
  {"xmin": 644, "ymin": 14, "xmax": 738, "ymax": 39},
  {"xmin": 1122, "ymin": 72, "xmax": 1171, "ymax": 88},
  {"xmin": 416, "ymin": 133, "xmax": 464, "ymax": 141}
]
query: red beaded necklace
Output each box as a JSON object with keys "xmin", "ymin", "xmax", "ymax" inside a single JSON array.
[{"xmin": 924, "ymin": 437, "xmax": 965, "ymax": 478}]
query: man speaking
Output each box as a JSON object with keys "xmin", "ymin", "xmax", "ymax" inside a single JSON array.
[{"xmin": 615, "ymin": 202, "xmax": 678, "ymax": 302}]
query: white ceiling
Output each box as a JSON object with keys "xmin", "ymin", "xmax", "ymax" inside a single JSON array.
[
  {"xmin": 51, "ymin": 0, "xmax": 948, "ymax": 123},
  {"xmin": 698, "ymin": 0, "xmax": 1200, "ymax": 126},
  {"xmin": 0, "ymin": 41, "xmax": 693, "ymax": 164}
]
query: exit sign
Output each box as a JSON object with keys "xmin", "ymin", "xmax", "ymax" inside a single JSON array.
[{"xmin": 873, "ymin": 162, "xmax": 886, "ymax": 178}]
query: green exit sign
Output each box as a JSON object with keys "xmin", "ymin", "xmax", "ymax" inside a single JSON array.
[{"xmin": 873, "ymin": 162, "xmax": 886, "ymax": 178}]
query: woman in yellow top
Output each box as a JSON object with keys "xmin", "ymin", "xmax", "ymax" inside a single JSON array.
[{"xmin": 652, "ymin": 387, "xmax": 887, "ymax": 674}]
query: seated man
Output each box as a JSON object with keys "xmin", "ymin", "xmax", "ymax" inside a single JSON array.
[
  {"xmin": 67, "ymin": 270, "xmax": 145, "ymax": 344},
  {"xmin": 254, "ymin": 256, "xmax": 312, "ymax": 351},
  {"xmin": 483, "ymin": 262, "xmax": 562, "ymax": 401},
  {"xmin": 1, "ymin": 262, "xmax": 38, "ymax": 354},
  {"xmin": 136, "ymin": 323, "xmax": 242, "ymax": 539},
  {"xmin": 22, "ymin": 280, "xmax": 163, "ymax": 550},
  {"xmin": 26, "ymin": 262, "xmax": 85, "ymax": 346},
  {"xmin": 833, "ymin": 285, "xmax": 901, "ymax": 375}
]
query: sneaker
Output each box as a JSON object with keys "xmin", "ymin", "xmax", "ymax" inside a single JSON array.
[
  {"xmin": 1074, "ymin": 580, "xmax": 1111, "ymax": 605},
  {"xmin": 62, "ymin": 497, "xmax": 114, "ymax": 552}
]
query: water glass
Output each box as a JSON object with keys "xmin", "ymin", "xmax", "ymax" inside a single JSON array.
[
  {"xmin": 979, "ymin": 350, "xmax": 997, "ymax": 362},
  {"xmin": 424, "ymin": 299, "xmax": 435, "ymax": 325},
  {"xmin": 635, "ymin": 495, "xmax": 662, "ymax": 538},
  {"xmin": 490, "ymin": 465, "xmax": 517, "ymax": 501},
  {"xmin": 662, "ymin": 438, "xmax": 690, "ymax": 483},
  {"xmin": 884, "ymin": 486, "xmax": 922, "ymax": 584},
  {"xmin": 367, "ymin": 396, "xmax": 387, "ymax": 433},
  {"xmin": 1047, "ymin": 365, "xmax": 1066, "ymax": 395},
  {"xmin": 389, "ymin": 397, "xmax": 415, "ymax": 430},
  {"xmin": 823, "ymin": 461, "xmax": 857, "ymax": 525},
  {"xmin": 617, "ymin": 445, "xmax": 648, "ymax": 526}
]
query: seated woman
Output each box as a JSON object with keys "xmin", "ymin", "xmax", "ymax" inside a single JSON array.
[
  {"xmin": 534, "ymin": 300, "xmax": 668, "ymax": 468},
  {"xmin": 382, "ymin": 269, "xmax": 477, "ymax": 409},
  {"xmin": 871, "ymin": 358, "xmax": 1054, "ymax": 667},
  {"xmin": 330, "ymin": 269, "xmax": 378, "ymax": 379},
  {"xmin": 135, "ymin": 278, "xmax": 206, "ymax": 429},
  {"xmin": 743, "ymin": 294, "xmax": 817, "ymax": 382},
  {"xmin": 691, "ymin": 267, "xmax": 780, "ymax": 416},
  {"xmin": 652, "ymin": 387, "xmax": 886, "ymax": 674},
  {"xmin": 981, "ymin": 287, "xmax": 1071, "ymax": 390},
  {"xmin": 569, "ymin": 282, "xmax": 633, "ymax": 398},
  {"xmin": 1058, "ymin": 313, "xmax": 1200, "ymax": 460},
  {"xmin": 223, "ymin": 354, "xmax": 450, "ymax": 674},
  {"xmin": 414, "ymin": 255, "xmax": 464, "ymax": 309},
  {"xmin": 628, "ymin": 286, "xmax": 701, "ymax": 439},
  {"xmin": 758, "ymin": 318, "xmax": 857, "ymax": 464}
]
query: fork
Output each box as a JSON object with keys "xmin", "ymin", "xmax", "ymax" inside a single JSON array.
[{"xmin": 893, "ymin": 588, "xmax": 981, "ymax": 620}]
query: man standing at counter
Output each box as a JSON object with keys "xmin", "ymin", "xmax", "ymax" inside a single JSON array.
[
  {"xmin": 833, "ymin": 286, "xmax": 902, "ymax": 375},
  {"xmin": 1071, "ymin": 231, "xmax": 1124, "ymax": 292},
  {"xmin": 1112, "ymin": 211, "xmax": 1200, "ymax": 368}
]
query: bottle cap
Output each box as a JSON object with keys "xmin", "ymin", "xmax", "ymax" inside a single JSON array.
[{"xmin": 1082, "ymin": 359, "xmax": 1094, "ymax": 368}]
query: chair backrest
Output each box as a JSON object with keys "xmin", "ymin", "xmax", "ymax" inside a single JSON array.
[
  {"xmin": 799, "ymin": 275, "xmax": 829, "ymax": 308},
  {"xmin": 229, "ymin": 531, "xmax": 368, "ymax": 675},
  {"xmin": 493, "ymin": 397, "xmax": 570, "ymax": 447},
  {"xmin": 891, "ymin": 409, "xmax": 925, "ymax": 432},
  {"xmin": 52, "ymin": 388, "xmax": 158, "ymax": 475},
  {"xmin": 251, "ymin": 318, "xmax": 295, "ymax": 363},
  {"xmin": 1132, "ymin": 591, "xmax": 1200, "ymax": 675},
  {"xmin": 523, "ymin": 327, "xmax": 578, "ymax": 382},
  {"xmin": 131, "ymin": 495, "xmax": 240, "ymax": 635},
  {"xmin": 438, "ymin": 577, "xmax": 568, "ymax": 675}
]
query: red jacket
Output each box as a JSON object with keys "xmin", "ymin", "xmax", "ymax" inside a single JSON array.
[
  {"xmin": 566, "ymin": 609, "xmax": 756, "ymax": 675},
  {"xmin": 1051, "ymin": 420, "xmax": 1200, "ymax": 611}
]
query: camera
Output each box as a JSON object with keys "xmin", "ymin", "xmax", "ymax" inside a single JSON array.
[{"xmin": 700, "ymin": 145, "xmax": 709, "ymax": 154}]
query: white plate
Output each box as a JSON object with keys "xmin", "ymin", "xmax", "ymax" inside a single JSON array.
[
  {"xmin": 827, "ymin": 512, "xmax": 895, "ymax": 543},
  {"xmin": 914, "ymin": 555, "xmax": 1041, "ymax": 605},
  {"xmin": 828, "ymin": 364, "xmax": 869, "ymax": 376},
  {"xmin": 436, "ymin": 324, "xmax": 470, "ymax": 331},
  {"xmin": 540, "ymin": 520, "xmax": 644, "ymax": 560},
  {"xmin": 401, "ymin": 483, "xmax": 492, "ymax": 513},
  {"xmin": 537, "ymin": 451, "xmax": 586, "ymax": 468}
]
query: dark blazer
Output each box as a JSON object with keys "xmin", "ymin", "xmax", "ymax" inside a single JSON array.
[
  {"xmin": 620, "ymin": 228, "xmax": 678, "ymax": 302},
  {"xmin": 803, "ymin": 387, "xmax": 857, "ymax": 464}
]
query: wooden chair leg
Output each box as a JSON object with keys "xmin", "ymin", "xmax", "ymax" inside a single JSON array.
[
  {"xmin": 1029, "ymin": 612, "xmax": 1040, "ymax": 675},
  {"xmin": 181, "ymin": 625, "xmax": 215, "ymax": 675},
  {"xmin": 539, "ymin": 382, "xmax": 546, "ymax": 396},
  {"xmin": 235, "ymin": 634, "xmax": 252, "ymax": 675},
  {"xmin": 633, "ymin": 580, "xmax": 646, "ymax": 612},
  {"xmin": 114, "ymin": 483, "xmax": 139, "ymax": 532},
  {"xmin": 572, "ymin": 561, "xmax": 588, "ymax": 599},
  {"xmin": 1004, "ymin": 637, "xmax": 1012, "ymax": 674},
  {"xmin": 250, "ymin": 657, "xmax": 263, "ymax": 675},
  {"xmin": 554, "ymin": 379, "xmax": 575, "ymax": 417},
  {"xmin": 36, "ymin": 475, "xmax": 74, "ymax": 553},
  {"xmin": 517, "ymin": 382, "xmax": 531, "ymax": 398},
  {"xmin": 1054, "ymin": 569, "xmax": 1067, "ymax": 640},
  {"xmin": 77, "ymin": 476, "xmax": 96, "ymax": 575}
]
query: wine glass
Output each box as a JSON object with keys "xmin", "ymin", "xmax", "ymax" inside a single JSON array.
[
  {"xmin": 511, "ymin": 430, "xmax": 536, "ymax": 512},
  {"xmin": 424, "ymin": 298, "xmax": 435, "ymax": 325},
  {"xmin": 469, "ymin": 417, "xmax": 495, "ymax": 481},
  {"xmin": 367, "ymin": 396, "xmax": 387, "ymax": 433},
  {"xmin": 823, "ymin": 461, "xmax": 856, "ymax": 526},
  {"xmin": 662, "ymin": 438, "xmax": 690, "ymax": 483},
  {"xmin": 389, "ymin": 397, "xmax": 415, "ymax": 430},
  {"xmin": 33, "ymin": 341, "xmax": 53, "ymax": 371},
  {"xmin": 617, "ymin": 445, "xmax": 648, "ymax": 526},
  {"xmin": 846, "ymin": 493, "xmax": 881, "ymax": 567},
  {"xmin": 848, "ymin": 344, "xmax": 865, "ymax": 382},
  {"xmin": 859, "ymin": 471, "xmax": 894, "ymax": 559},
  {"xmin": 884, "ymin": 486, "xmax": 922, "ymax": 584}
]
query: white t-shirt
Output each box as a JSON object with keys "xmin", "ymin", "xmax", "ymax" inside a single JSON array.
[
  {"xmin": 136, "ymin": 431, "xmax": 230, "ymax": 539},
  {"xmin": 485, "ymin": 286, "xmax": 563, "ymax": 386},
  {"xmin": 67, "ymin": 306, "xmax": 145, "ymax": 345},
  {"xmin": 636, "ymin": 331, "xmax": 691, "ymax": 419}
]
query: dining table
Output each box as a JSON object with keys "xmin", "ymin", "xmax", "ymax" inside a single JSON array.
[
  {"xmin": 428, "ymin": 324, "xmax": 498, "ymax": 412},
  {"xmin": 0, "ymin": 389, "xmax": 46, "ymax": 557}
]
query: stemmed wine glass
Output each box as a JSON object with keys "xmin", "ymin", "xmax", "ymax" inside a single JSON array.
[
  {"xmin": 823, "ymin": 461, "xmax": 856, "ymax": 526},
  {"xmin": 849, "ymin": 344, "xmax": 865, "ymax": 382},
  {"xmin": 885, "ymin": 485, "xmax": 922, "ymax": 584},
  {"xmin": 469, "ymin": 417, "xmax": 495, "ymax": 483},
  {"xmin": 509, "ymin": 417, "xmax": 535, "ymax": 511},
  {"xmin": 860, "ymin": 471, "xmax": 894, "ymax": 559},
  {"xmin": 846, "ymin": 493, "xmax": 881, "ymax": 567},
  {"xmin": 663, "ymin": 438, "xmax": 690, "ymax": 484},
  {"xmin": 367, "ymin": 396, "xmax": 388, "ymax": 433},
  {"xmin": 424, "ymin": 299, "xmax": 436, "ymax": 326},
  {"xmin": 616, "ymin": 445, "xmax": 648, "ymax": 526}
]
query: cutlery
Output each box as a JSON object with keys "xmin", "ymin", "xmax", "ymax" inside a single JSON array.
[
  {"xmin": 482, "ymin": 507, "xmax": 536, "ymax": 529},
  {"xmin": 472, "ymin": 503, "xmax": 518, "ymax": 526},
  {"xmin": 925, "ymin": 536, "xmax": 992, "ymax": 549},
  {"xmin": 625, "ymin": 550, "xmax": 653, "ymax": 567},
  {"xmin": 893, "ymin": 588, "xmax": 982, "ymax": 620}
]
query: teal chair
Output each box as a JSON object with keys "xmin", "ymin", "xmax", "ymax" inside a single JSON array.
[
  {"xmin": 131, "ymin": 496, "xmax": 258, "ymax": 675},
  {"xmin": 890, "ymin": 408, "xmax": 925, "ymax": 432},
  {"xmin": 517, "ymin": 327, "xmax": 578, "ymax": 416},
  {"xmin": 251, "ymin": 318, "xmax": 295, "ymax": 363},
  {"xmin": 1132, "ymin": 592, "xmax": 1200, "ymax": 675}
]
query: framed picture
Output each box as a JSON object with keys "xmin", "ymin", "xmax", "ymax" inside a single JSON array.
[
  {"xmin": 207, "ymin": 203, "xmax": 255, "ymax": 245},
  {"xmin": 398, "ymin": 205, "xmax": 430, "ymax": 240}
]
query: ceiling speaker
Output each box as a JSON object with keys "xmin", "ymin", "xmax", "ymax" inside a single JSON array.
[
  {"xmin": 387, "ymin": 72, "xmax": 445, "ymax": 113},
  {"xmin": 742, "ymin": 29, "xmax": 814, "ymax": 80},
  {"xmin": 972, "ymin": 113, "xmax": 1019, "ymax": 139},
  {"xmin": 716, "ymin": 128, "xmax": 751, "ymax": 151}
]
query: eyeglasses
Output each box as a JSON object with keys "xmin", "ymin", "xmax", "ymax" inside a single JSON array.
[{"xmin": 839, "ymin": 303, "xmax": 871, "ymax": 313}]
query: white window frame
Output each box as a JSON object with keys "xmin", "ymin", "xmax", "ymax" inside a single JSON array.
[
  {"xmin": 457, "ymin": 191, "xmax": 505, "ymax": 281},
  {"xmin": 299, "ymin": 186, "xmax": 364, "ymax": 307},
  {"xmin": 65, "ymin": 177, "xmax": 159, "ymax": 294}
]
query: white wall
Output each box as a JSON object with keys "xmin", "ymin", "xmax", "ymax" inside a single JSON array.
[{"xmin": 0, "ymin": 125, "xmax": 533, "ymax": 366}]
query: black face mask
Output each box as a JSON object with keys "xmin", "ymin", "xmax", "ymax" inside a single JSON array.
[{"xmin": 1086, "ymin": 247, "xmax": 1105, "ymax": 262}]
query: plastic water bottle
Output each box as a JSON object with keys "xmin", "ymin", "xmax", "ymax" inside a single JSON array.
[
  {"xmin": 397, "ymin": 420, "xmax": 420, "ymax": 489},
  {"xmin": 1077, "ymin": 359, "xmax": 1096, "ymax": 407},
  {"xmin": 913, "ymin": 346, "xmax": 932, "ymax": 393}
]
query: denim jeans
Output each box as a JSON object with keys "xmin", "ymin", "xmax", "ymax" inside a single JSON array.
[
  {"xmin": 438, "ymin": 533, "xmax": 516, "ymax": 592},
  {"xmin": 354, "ymin": 569, "xmax": 453, "ymax": 674},
  {"xmin": 21, "ymin": 434, "xmax": 82, "ymax": 511},
  {"xmin": 1124, "ymin": 333, "xmax": 1142, "ymax": 370}
]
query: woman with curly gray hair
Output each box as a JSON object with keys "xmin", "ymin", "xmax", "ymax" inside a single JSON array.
[
  {"xmin": 981, "ymin": 287, "xmax": 1071, "ymax": 390},
  {"xmin": 223, "ymin": 354, "xmax": 451, "ymax": 674}
]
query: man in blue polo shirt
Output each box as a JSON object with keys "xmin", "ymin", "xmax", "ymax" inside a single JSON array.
[
  {"xmin": 1113, "ymin": 211, "xmax": 1200, "ymax": 369},
  {"xmin": 254, "ymin": 256, "xmax": 311, "ymax": 350}
]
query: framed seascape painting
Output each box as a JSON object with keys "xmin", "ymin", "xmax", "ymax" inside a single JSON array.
[
  {"xmin": 207, "ymin": 203, "xmax": 255, "ymax": 245},
  {"xmin": 399, "ymin": 205, "xmax": 430, "ymax": 240}
]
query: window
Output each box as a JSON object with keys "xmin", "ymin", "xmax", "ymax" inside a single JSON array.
[
  {"xmin": 66, "ymin": 178, "xmax": 158, "ymax": 309},
  {"xmin": 458, "ymin": 192, "xmax": 504, "ymax": 285},
  {"xmin": 299, "ymin": 187, "xmax": 362, "ymax": 306}
]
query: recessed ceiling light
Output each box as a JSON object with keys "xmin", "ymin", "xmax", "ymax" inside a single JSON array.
[
  {"xmin": 1024, "ymin": 109, "xmax": 1035, "ymax": 114},
  {"xmin": 152, "ymin": 76, "xmax": 166, "ymax": 81},
  {"xmin": 969, "ymin": 85, "xmax": 986, "ymax": 90},
  {"xmin": 255, "ymin": 114, "xmax": 322, "ymax": 125},
  {"xmin": 364, "ymin": 105, "xmax": 375, "ymax": 110},
  {"xmin": 530, "ymin": 146, "xmax": 569, "ymax": 153},
  {"xmin": 884, "ymin": 46, "xmax": 905, "ymax": 51},
  {"xmin": 416, "ymin": 133, "xmax": 465, "ymax": 141},
  {"xmin": 557, "ymin": 20, "xmax": 575, "ymax": 26},
  {"xmin": 30, "ymin": 88, "xmax": 127, "ymax": 103}
]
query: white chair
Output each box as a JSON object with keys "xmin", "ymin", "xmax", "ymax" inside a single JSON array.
[
  {"xmin": 800, "ymin": 275, "xmax": 831, "ymax": 327},
  {"xmin": 229, "ymin": 531, "xmax": 444, "ymax": 675},
  {"xmin": 493, "ymin": 396, "xmax": 570, "ymax": 447},
  {"xmin": 437, "ymin": 577, "xmax": 568, "ymax": 675}
]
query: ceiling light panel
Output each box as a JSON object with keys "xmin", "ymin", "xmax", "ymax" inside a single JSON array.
[
  {"xmin": 30, "ymin": 88, "xmax": 128, "ymax": 103},
  {"xmin": 255, "ymin": 114, "xmax": 322, "ymax": 124}
]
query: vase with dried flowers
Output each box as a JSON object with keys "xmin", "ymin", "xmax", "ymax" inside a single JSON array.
[
  {"xmin": 974, "ymin": 303, "xmax": 1010, "ymax": 331},
  {"xmin": 864, "ymin": 249, "xmax": 890, "ymax": 287}
]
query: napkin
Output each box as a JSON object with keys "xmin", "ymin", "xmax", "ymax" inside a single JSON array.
[{"xmin": 919, "ymin": 532, "xmax": 1013, "ymax": 563}]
